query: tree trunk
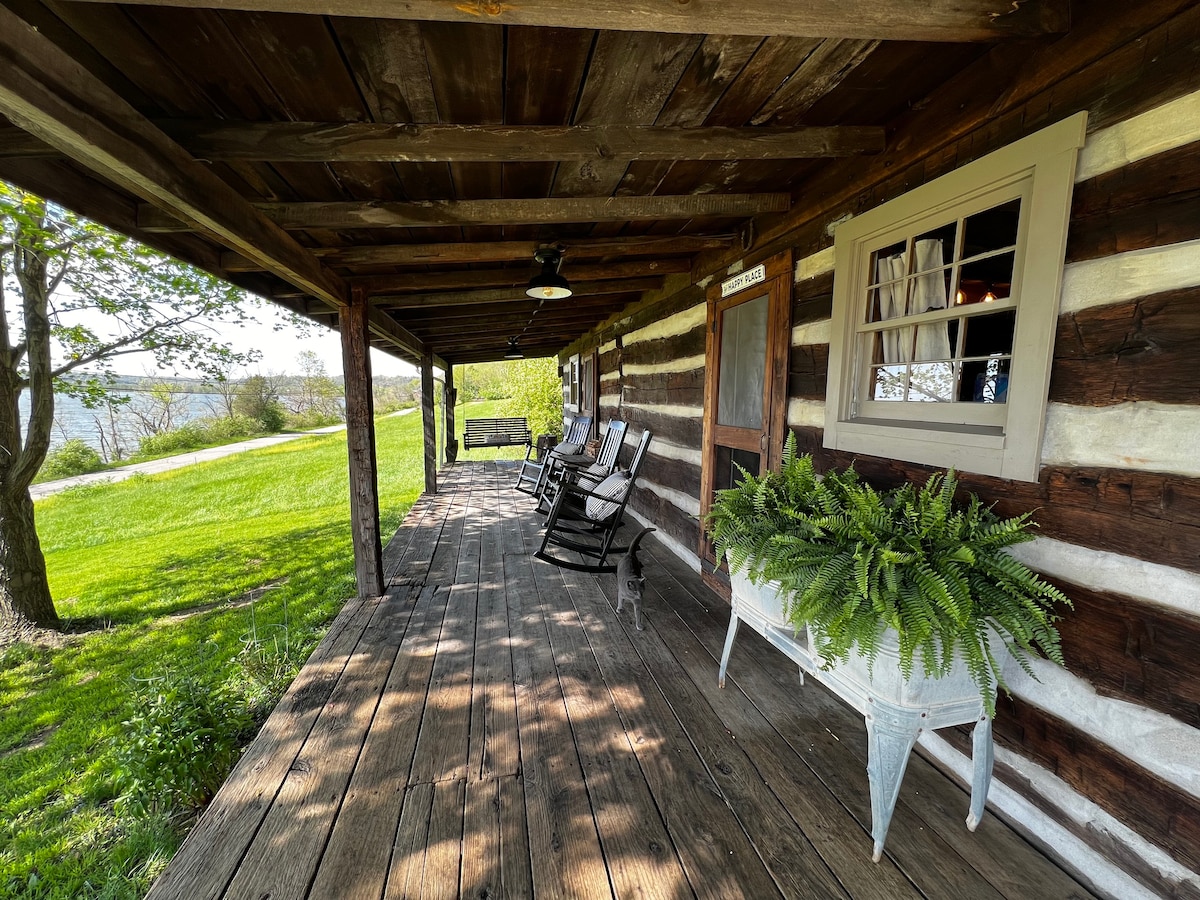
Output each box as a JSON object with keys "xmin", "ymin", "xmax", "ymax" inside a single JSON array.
[{"xmin": 0, "ymin": 488, "xmax": 58, "ymax": 628}]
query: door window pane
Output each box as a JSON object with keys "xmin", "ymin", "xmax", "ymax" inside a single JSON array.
[
  {"xmin": 715, "ymin": 446, "xmax": 762, "ymax": 491},
  {"xmin": 717, "ymin": 294, "xmax": 768, "ymax": 429}
]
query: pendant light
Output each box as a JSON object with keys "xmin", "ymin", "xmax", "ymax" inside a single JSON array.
[
  {"xmin": 526, "ymin": 248, "xmax": 572, "ymax": 300},
  {"xmin": 504, "ymin": 336, "xmax": 524, "ymax": 359}
]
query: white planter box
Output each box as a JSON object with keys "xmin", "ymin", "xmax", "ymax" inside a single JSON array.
[
  {"xmin": 726, "ymin": 557, "xmax": 789, "ymax": 628},
  {"xmin": 812, "ymin": 625, "xmax": 985, "ymax": 711}
]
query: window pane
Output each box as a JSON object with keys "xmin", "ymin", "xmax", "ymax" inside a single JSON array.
[
  {"xmin": 909, "ymin": 362, "xmax": 957, "ymax": 402},
  {"xmin": 870, "ymin": 365, "xmax": 907, "ymax": 401},
  {"xmin": 874, "ymin": 324, "xmax": 915, "ymax": 365},
  {"xmin": 869, "ymin": 240, "xmax": 907, "ymax": 287},
  {"xmin": 961, "ymin": 357, "xmax": 1011, "ymax": 403},
  {"xmin": 963, "ymin": 198, "xmax": 1021, "ymax": 258},
  {"xmin": 715, "ymin": 445, "xmax": 762, "ymax": 491},
  {"xmin": 913, "ymin": 224, "xmax": 955, "ymax": 270},
  {"xmin": 956, "ymin": 251, "xmax": 1016, "ymax": 307},
  {"xmin": 717, "ymin": 294, "xmax": 768, "ymax": 429},
  {"xmin": 869, "ymin": 276, "xmax": 913, "ymax": 324},
  {"xmin": 961, "ymin": 310, "xmax": 1016, "ymax": 358}
]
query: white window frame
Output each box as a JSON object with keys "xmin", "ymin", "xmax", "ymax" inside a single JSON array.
[{"xmin": 823, "ymin": 112, "xmax": 1087, "ymax": 482}]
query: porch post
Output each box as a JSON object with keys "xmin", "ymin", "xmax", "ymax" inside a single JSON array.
[
  {"xmin": 444, "ymin": 364, "xmax": 458, "ymax": 464},
  {"xmin": 340, "ymin": 286, "xmax": 384, "ymax": 597},
  {"xmin": 421, "ymin": 351, "xmax": 438, "ymax": 494}
]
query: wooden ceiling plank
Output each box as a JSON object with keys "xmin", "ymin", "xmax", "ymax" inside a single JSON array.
[
  {"xmin": 134, "ymin": 121, "xmax": 884, "ymax": 162},
  {"xmin": 373, "ymin": 282, "xmax": 654, "ymax": 308},
  {"xmin": 331, "ymin": 16, "xmax": 454, "ymax": 229},
  {"xmin": 220, "ymin": 233, "xmax": 734, "ymax": 271},
  {"xmin": 42, "ymin": 0, "xmax": 214, "ymax": 116},
  {"xmin": 421, "ymin": 21, "xmax": 505, "ymax": 243},
  {"xmin": 351, "ymin": 257, "xmax": 689, "ymax": 293},
  {"xmin": 617, "ymin": 33, "xmax": 763, "ymax": 198},
  {"xmin": 136, "ymin": 193, "xmax": 791, "ymax": 231},
  {"xmin": 59, "ymin": 0, "xmax": 1071, "ymax": 42},
  {"xmin": 504, "ymin": 25, "xmax": 595, "ymax": 208},
  {"xmin": 750, "ymin": 38, "xmax": 881, "ymax": 126},
  {"xmin": 554, "ymin": 31, "xmax": 701, "ymax": 199},
  {"xmin": 0, "ymin": 4, "xmax": 350, "ymax": 313}
]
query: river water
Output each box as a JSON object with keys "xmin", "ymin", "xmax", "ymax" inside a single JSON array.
[{"xmin": 21, "ymin": 390, "xmax": 220, "ymax": 457}]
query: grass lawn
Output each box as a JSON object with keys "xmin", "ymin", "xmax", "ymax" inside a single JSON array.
[{"xmin": 0, "ymin": 410, "xmax": 427, "ymax": 899}]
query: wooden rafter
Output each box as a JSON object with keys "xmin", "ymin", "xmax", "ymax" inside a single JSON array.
[
  {"xmin": 351, "ymin": 259, "xmax": 688, "ymax": 295},
  {"xmin": 0, "ymin": 122, "xmax": 888, "ymax": 162},
  {"xmin": 0, "ymin": 5, "xmax": 352, "ymax": 315},
  {"xmin": 220, "ymin": 235, "xmax": 735, "ymax": 272},
  {"xmin": 402, "ymin": 306, "xmax": 628, "ymax": 334},
  {"xmin": 136, "ymin": 194, "xmax": 791, "ymax": 232},
  {"xmin": 371, "ymin": 281, "xmax": 658, "ymax": 309},
  {"xmin": 394, "ymin": 298, "xmax": 629, "ymax": 325},
  {"xmin": 164, "ymin": 121, "xmax": 885, "ymax": 162},
  {"xmin": 57, "ymin": 0, "xmax": 1070, "ymax": 42}
]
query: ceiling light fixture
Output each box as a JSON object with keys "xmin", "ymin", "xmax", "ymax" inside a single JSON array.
[
  {"xmin": 526, "ymin": 248, "xmax": 572, "ymax": 300},
  {"xmin": 504, "ymin": 336, "xmax": 524, "ymax": 359}
]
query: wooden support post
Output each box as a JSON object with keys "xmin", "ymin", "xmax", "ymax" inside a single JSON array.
[
  {"xmin": 421, "ymin": 352, "xmax": 438, "ymax": 495},
  {"xmin": 444, "ymin": 365, "xmax": 458, "ymax": 465},
  {"xmin": 340, "ymin": 288, "xmax": 384, "ymax": 598}
]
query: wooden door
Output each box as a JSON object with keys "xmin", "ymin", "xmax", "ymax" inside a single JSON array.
[{"xmin": 698, "ymin": 250, "xmax": 792, "ymax": 585}]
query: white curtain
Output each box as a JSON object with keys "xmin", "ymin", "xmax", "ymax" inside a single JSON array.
[
  {"xmin": 876, "ymin": 239, "xmax": 951, "ymax": 364},
  {"xmin": 912, "ymin": 239, "xmax": 951, "ymax": 361},
  {"xmin": 876, "ymin": 254, "xmax": 910, "ymax": 363}
]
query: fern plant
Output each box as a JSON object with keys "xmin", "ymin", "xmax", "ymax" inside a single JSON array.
[{"xmin": 705, "ymin": 434, "xmax": 1072, "ymax": 716}]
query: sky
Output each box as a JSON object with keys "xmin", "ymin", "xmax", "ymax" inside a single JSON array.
[
  {"xmin": 222, "ymin": 299, "xmax": 419, "ymax": 379},
  {"xmin": 68, "ymin": 295, "xmax": 421, "ymax": 381}
]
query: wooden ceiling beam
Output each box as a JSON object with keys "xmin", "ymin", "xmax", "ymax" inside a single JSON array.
[
  {"xmin": 150, "ymin": 121, "xmax": 885, "ymax": 162},
  {"xmin": 351, "ymin": 259, "xmax": 687, "ymax": 294},
  {"xmin": 0, "ymin": 120, "xmax": 884, "ymax": 163},
  {"xmin": 435, "ymin": 334, "xmax": 581, "ymax": 354},
  {"xmin": 221, "ymin": 234, "xmax": 736, "ymax": 271},
  {"xmin": 57, "ymin": 0, "xmax": 1070, "ymax": 42},
  {"xmin": 394, "ymin": 298, "xmax": 628, "ymax": 324},
  {"xmin": 0, "ymin": 6, "xmax": 352, "ymax": 314},
  {"xmin": 137, "ymin": 193, "xmax": 791, "ymax": 232},
  {"xmin": 371, "ymin": 281, "xmax": 657, "ymax": 309},
  {"xmin": 405, "ymin": 309, "xmax": 628, "ymax": 338}
]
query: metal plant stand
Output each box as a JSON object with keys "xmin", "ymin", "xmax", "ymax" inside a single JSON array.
[{"xmin": 718, "ymin": 588, "xmax": 995, "ymax": 862}]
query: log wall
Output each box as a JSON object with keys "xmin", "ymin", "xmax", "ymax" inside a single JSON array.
[{"xmin": 568, "ymin": 7, "xmax": 1200, "ymax": 896}]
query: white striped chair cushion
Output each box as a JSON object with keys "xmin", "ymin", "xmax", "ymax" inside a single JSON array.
[
  {"xmin": 550, "ymin": 440, "xmax": 580, "ymax": 457},
  {"xmin": 586, "ymin": 472, "xmax": 630, "ymax": 520},
  {"xmin": 575, "ymin": 462, "xmax": 609, "ymax": 491}
]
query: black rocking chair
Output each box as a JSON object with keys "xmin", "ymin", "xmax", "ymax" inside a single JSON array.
[
  {"xmin": 514, "ymin": 415, "xmax": 593, "ymax": 497},
  {"xmin": 534, "ymin": 429, "xmax": 653, "ymax": 574}
]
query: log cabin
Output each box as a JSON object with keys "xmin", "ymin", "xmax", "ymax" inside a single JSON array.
[{"xmin": 0, "ymin": 1, "xmax": 1197, "ymax": 897}]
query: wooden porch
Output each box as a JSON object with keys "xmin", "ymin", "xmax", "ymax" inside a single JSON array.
[{"xmin": 146, "ymin": 461, "xmax": 1095, "ymax": 900}]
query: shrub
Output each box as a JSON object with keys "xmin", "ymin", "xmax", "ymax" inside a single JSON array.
[
  {"xmin": 113, "ymin": 675, "xmax": 253, "ymax": 815},
  {"xmin": 234, "ymin": 375, "xmax": 287, "ymax": 432},
  {"xmin": 498, "ymin": 357, "xmax": 563, "ymax": 438},
  {"xmin": 135, "ymin": 415, "xmax": 266, "ymax": 457},
  {"xmin": 284, "ymin": 409, "xmax": 343, "ymax": 431},
  {"xmin": 37, "ymin": 439, "xmax": 105, "ymax": 481}
]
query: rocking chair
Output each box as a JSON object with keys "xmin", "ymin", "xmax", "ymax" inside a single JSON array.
[
  {"xmin": 538, "ymin": 419, "xmax": 628, "ymax": 512},
  {"xmin": 534, "ymin": 429, "xmax": 652, "ymax": 574},
  {"xmin": 514, "ymin": 415, "xmax": 592, "ymax": 496}
]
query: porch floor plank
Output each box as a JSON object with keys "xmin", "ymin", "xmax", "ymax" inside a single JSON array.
[{"xmin": 147, "ymin": 461, "xmax": 1099, "ymax": 900}]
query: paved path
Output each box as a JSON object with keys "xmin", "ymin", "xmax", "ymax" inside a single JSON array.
[{"xmin": 31, "ymin": 423, "xmax": 348, "ymax": 500}]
